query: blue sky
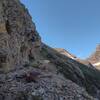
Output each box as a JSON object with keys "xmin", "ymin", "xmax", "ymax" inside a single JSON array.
[{"xmin": 21, "ymin": 0, "xmax": 100, "ymax": 59}]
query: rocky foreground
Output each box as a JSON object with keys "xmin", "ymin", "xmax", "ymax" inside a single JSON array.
[
  {"xmin": 0, "ymin": 65, "xmax": 95, "ymax": 100},
  {"xmin": 0, "ymin": 0, "xmax": 100, "ymax": 100}
]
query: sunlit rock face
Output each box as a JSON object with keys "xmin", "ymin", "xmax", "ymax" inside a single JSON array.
[
  {"xmin": 0, "ymin": 0, "xmax": 41, "ymax": 72},
  {"xmin": 86, "ymin": 44, "xmax": 100, "ymax": 70},
  {"xmin": 87, "ymin": 44, "xmax": 100, "ymax": 64}
]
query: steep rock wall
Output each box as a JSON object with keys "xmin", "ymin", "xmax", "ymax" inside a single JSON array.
[{"xmin": 0, "ymin": 0, "xmax": 41, "ymax": 72}]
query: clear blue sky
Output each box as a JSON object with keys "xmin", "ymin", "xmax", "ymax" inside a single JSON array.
[{"xmin": 21, "ymin": 0, "xmax": 100, "ymax": 59}]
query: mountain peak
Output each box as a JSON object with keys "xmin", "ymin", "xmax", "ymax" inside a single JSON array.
[
  {"xmin": 96, "ymin": 44, "xmax": 100, "ymax": 51},
  {"xmin": 87, "ymin": 44, "xmax": 100, "ymax": 64},
  {"xmin": 87, "ymin": 44, "xmax": 100, "ymax": 69}
]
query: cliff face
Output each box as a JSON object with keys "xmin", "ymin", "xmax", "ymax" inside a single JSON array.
[
  {"xmin": 0, "ymin": 0, "xmax": 100, "ymax": 100},
  {"xmin": 0, "ymin": 0, "xmax": 41, "ymax": 72}
]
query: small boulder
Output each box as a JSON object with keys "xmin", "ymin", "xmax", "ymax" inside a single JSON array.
[{"xmin": 25, "ymin": 71, "xmax": 41, "ymax": 82}]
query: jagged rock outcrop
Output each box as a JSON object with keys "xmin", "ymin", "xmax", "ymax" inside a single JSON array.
[
  {"xmin": 0, "ymin": 0, "xmax": 41, "ymax": 72},
  {"xmin": 0, "ymin": 0, "xmax": 100, "ymax": 100},
  {"xmin": 87, "ymin": 44, "xmax": 100, "ymax": 64},
  {"xmin": 87, "ymin": 44, "xmax": 100, "ymax": 69}
]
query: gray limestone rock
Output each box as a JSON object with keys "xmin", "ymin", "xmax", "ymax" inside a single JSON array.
[{"xmin": 0, "ymin": 0, "xmax": 41, "ymax": 72}]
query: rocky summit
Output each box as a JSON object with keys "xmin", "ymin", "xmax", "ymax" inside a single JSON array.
[
  {"xmin": 0, "ymin": 0, "xmax": 100, "ymax": 100},
  {"xmin": 87, "ymin": 44, "xmax": 100, "ymax": 69},
  {"xmin": 87, "ymin": 44, "xmax": 100, "ymax": 64}
]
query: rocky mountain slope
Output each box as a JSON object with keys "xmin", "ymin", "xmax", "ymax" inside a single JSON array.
[
  {"xmin": 0, "ymin": 0, "xmax": 100, "ymax": 100},
  {"xmin": 54, "ymin": 48, "xmax": 77, "ymax": 59},
  {"xmin": 55, "ymin": 48, "xmax": 93, "ymax": 68}
]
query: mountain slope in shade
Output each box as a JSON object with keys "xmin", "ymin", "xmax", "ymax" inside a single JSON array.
[{"xmin": 0, "ymin": 0, "xmax": 100, "ymax": 100}]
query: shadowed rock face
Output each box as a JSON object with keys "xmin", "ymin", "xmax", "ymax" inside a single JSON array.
[{"xmin": 0, "ymin": 0, "xmax": 41, "ymax": 72}]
